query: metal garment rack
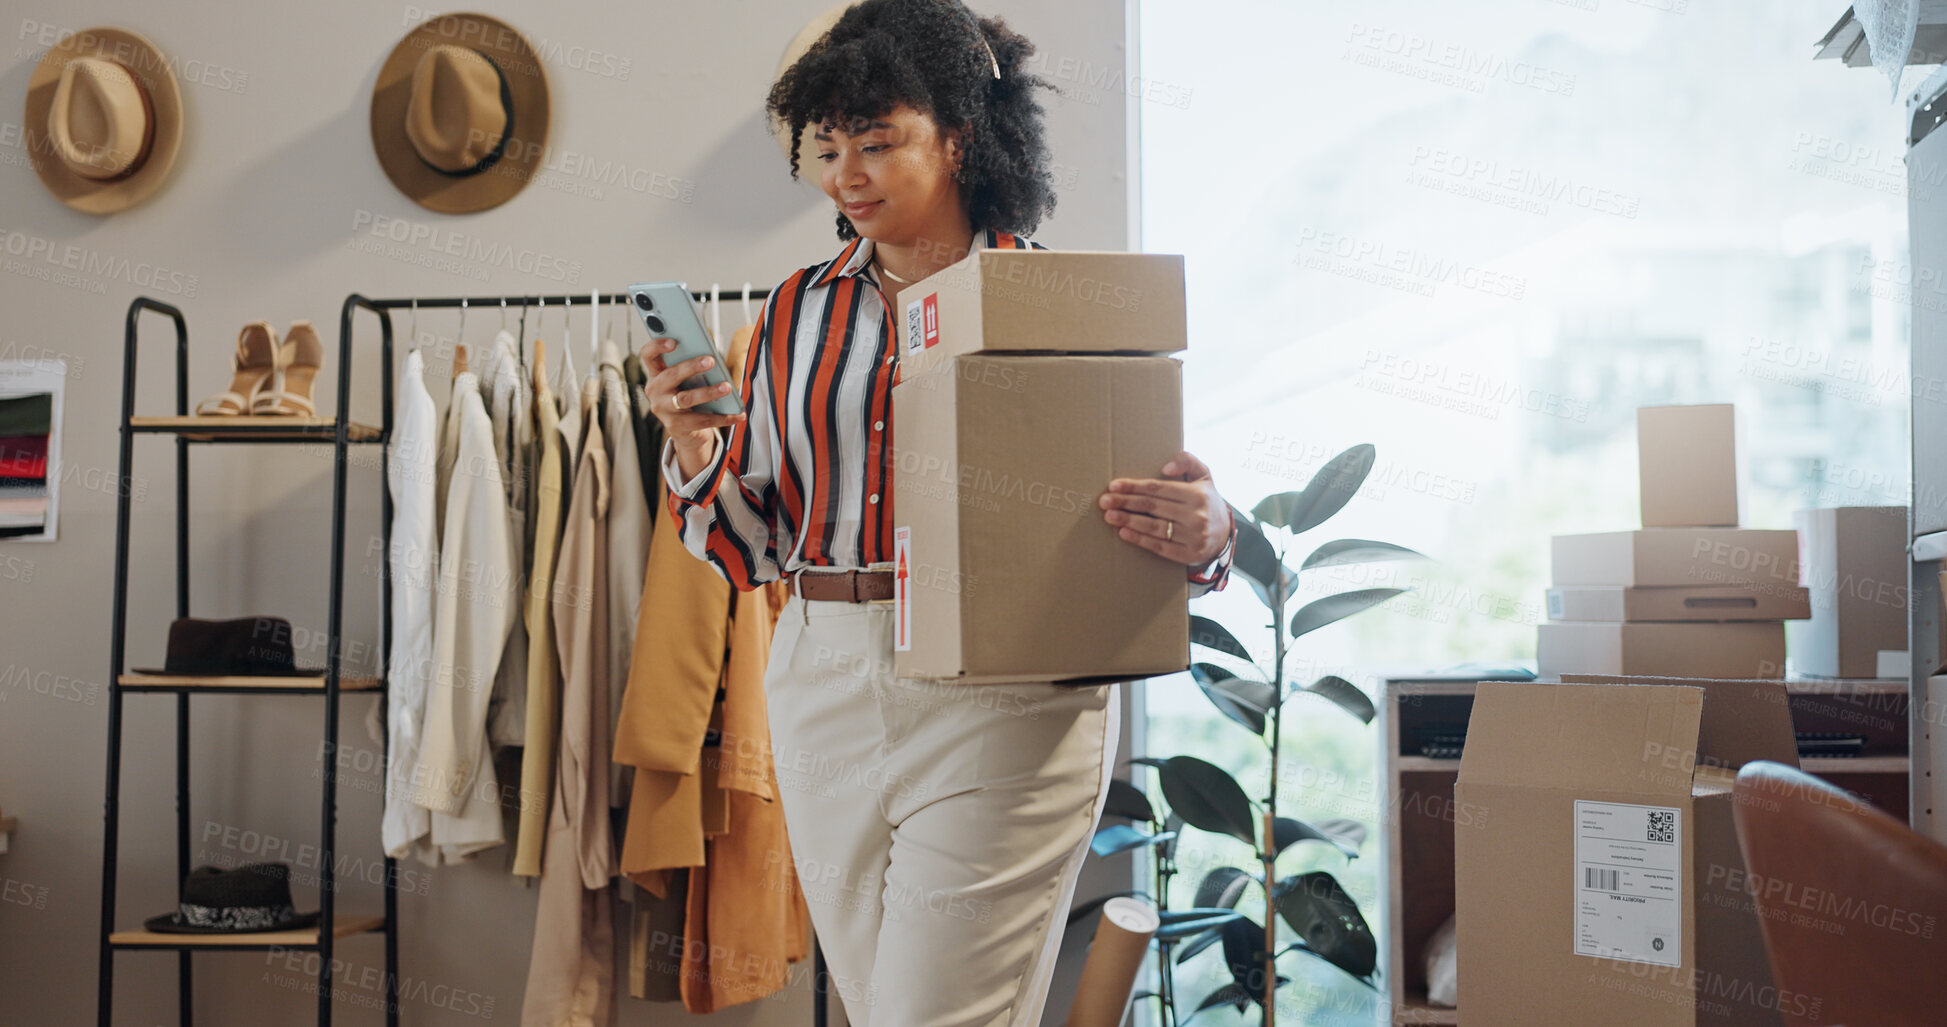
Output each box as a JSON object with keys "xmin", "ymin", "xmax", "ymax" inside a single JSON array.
[{"xmin": 100, "ymin": 295, "xmax": 398, "ymax": 1027}]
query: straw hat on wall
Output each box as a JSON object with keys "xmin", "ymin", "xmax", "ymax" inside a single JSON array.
[
  {"xmin": 772, "ymin": 2, "xmax": 858, "ymax": 164},
  {"xmin": 24, "ymin": 27, "xmax": 184, "ymax": 214},
  {"xmin": 370, "ymin": 12, "xmax": 551, "ymax": 214}
]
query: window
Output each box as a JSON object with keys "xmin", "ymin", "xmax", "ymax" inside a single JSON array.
[{"xmin": 1135, "ymin": 2, "xmax": 1907, "ymax": 1023}]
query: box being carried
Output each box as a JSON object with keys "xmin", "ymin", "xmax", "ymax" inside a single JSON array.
[
  {"xmin": 1455, "ymin": 678, "xmax": 1802, "ymax": 1026},
  {"xmin": 889, "ymin": 250, "xmax": 1191, "ymax": 685},
  {"xmin": 890, "ymin": 248, "xmax": 1186, "ymax": 377}
]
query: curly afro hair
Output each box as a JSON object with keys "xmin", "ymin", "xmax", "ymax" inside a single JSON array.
[{"xmin": 766, "ymin": 0, "xmax": 1059, "ymax": 241}]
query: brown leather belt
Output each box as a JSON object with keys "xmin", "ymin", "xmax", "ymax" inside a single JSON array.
[{"xmin": 794, "ymin": 568, "xmax": 894, "ymax": 603}]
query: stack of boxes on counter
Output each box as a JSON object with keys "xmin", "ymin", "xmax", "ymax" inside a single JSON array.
[
  {"xmin": 1538, "ymin": 404, "xmax": 1809, "ymax": 679},
  {"xmin": 887, "ymin": 247, "xmax": 1193, "ymax": 685}
]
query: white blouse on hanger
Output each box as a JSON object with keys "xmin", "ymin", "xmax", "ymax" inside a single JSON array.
[
  {"xmin": 380, "ymin": 349, "xmax": 438, "ymax": 863},
  {"xmin": 408, "ymin": 370, "xmax": 516, "ymax": 862}
]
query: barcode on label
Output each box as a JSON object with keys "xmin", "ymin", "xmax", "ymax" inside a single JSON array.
[
  {"xmin": 906, "ymin": 300, "xmax": 923, "ymax": 353},
  {"xmin": 1585, "ymin": 867, "xmax": 1620, "ymax": 892},
  {"xmin": 1647, "ymin": 810, "xmax": 1675, "ymax": 843}
]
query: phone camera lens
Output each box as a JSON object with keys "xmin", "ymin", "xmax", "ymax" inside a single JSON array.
[
  {"xmin": 633, "ymin": 292, "xmax": 654, "ymax": 311},
  {"xmin": 644, "ymin": 313, "xmax": 665, "ymax": 334}
]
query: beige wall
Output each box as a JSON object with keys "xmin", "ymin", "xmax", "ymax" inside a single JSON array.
[{"xmin": 0, "ymin": 1, "xmax": 1147, "ymax": 1023}]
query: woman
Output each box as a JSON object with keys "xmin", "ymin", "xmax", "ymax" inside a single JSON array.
[{"xmin": 641, "ymin": 1, "xmax": 1235, "ymax": 1022}]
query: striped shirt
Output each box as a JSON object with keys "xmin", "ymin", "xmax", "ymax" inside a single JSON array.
[{"xmin": 660, "ymin": 226, "xmax": 1234, "ymax": 595}]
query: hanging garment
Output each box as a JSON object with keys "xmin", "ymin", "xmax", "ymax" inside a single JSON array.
[
  {"xmin": 627, "ymin": 866, "xmax": 689, "ymax": 1002},
  {"xmin": 620, "ymin": 351, "xmax": 664, "ymax": 526},
  {"xmin": 599, "ymin": 339, "xmax": 650, "ymax": 803},
  {"xmin": 612, "ymin": 324, "xmax": 807, "ymax": 1011},
  {"xmin": 433, "ymin": 367, "xmax": 465, "ymax": 538},
  {"xmin": 674, "ymin": 581, "xmax": 809, "ymax": 1013},
  {"xmin": 554, "ymin": 340, "xmax": 581, "ymax": 472},
  {"xmin": 612, "ymin": 323, "xmax": 757, "ymax": 889},
  {"xmin": 481, "ymin": 330, "xmax": 534, "ymax": 748},
  {"xmin": 513, "ymin": 363, "xmax": 567, "ymax": 879},
  {"xmin": 408, "ymin": 371, "xmax": 514, "ymax": 862},
  {"xmin": 523, "ymin": 376, "xmax": 615, "ymax": 1024},
  {"xmin": 379, "ymin": 349, "xmax": 438, "ymax": 863}
]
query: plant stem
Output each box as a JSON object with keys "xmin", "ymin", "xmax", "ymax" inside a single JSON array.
[{"xmin": 1264, "ymin": 553, "xmax": 1286, "ymax": 1023}]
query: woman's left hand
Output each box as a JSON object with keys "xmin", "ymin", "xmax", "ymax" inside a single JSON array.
[{"xmin": 1098, "ymin": 450, "xmax": 1233, "ymax": 566}]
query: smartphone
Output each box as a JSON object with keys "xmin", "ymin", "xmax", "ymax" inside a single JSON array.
[{"xmin": 627, "ymin": 281, "xmax": 744, "ymax": 416}]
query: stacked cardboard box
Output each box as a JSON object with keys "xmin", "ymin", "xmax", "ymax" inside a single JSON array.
[
  {"xmin": 889, "ymin": 248, "xmax": 1191, "ymax": 684},
  {"xmin": 1538, "ymin": 405, "xmax": 1808, "ymax": 679},
  {"xmin": 1789, "ymin": 506, "xmax": 1908, "ymax": 678}
]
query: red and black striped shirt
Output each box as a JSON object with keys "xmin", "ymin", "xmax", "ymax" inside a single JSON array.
[{"xmin": 661, "ymin": 227, "xmax": 1233, "ymax": 594}]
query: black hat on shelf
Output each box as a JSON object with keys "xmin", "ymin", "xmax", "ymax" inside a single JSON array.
[
  {"xmin": 131, "ymin": 616, "xmax": 323, "ymax": 677},
  {"xmin": 143, "ymin": 862, "xmax": 320, "ymax": 934}
]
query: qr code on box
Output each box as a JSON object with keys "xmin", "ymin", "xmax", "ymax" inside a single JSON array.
[{"xmin": 1647, "ymin": 810, "xmax": 1675, "ymax": 843}]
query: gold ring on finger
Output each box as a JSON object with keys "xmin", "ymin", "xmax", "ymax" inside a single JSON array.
[{"xmin": 1165, "ymin": 520, "xmax": 1174, "ymax": 541}]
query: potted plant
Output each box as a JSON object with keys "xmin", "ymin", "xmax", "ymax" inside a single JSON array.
[{"xmin": 1072, "ymin": 443, "xmax": 1429, "ymax": 1025}]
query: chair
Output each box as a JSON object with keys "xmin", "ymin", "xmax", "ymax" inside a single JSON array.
[{"xmin": 1731, "ymin": 760, "xmax": 1947, "ymax": 1026}]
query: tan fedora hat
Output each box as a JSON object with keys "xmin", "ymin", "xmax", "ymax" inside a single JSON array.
[
  {"xmin": 773, "ymin": 2, "xmax": 858, "ymax": 162},
  {"xmin": 370, "ymin": 12, "xmax": 550, "ymax": 214},
  {"xmin": 24, "ymin": 27, "xmax": 184, "ymax": 214}
]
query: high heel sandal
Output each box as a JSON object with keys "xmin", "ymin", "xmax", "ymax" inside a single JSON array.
[
  {"xmin": 194, "ymin": 321, "xmax": 279, "ymax": 416},
  {"xmin": 252, "ymin": 321, "xmax": 323, "ymax": 416}
]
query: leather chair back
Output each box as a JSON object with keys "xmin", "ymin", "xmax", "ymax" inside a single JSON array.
[{"xmin": 1732, "ymin": 760, "xmax": 1946, "ymax": 1026}]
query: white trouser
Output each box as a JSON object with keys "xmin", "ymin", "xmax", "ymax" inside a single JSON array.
[{"xmin": 765, "ymin": 592, "xmax": 1120, "ymax": 1026}]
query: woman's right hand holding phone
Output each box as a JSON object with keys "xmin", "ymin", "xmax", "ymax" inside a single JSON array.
[{"xmin": 642, "ymin": 336, "xmax": 746, "ymax": 481}]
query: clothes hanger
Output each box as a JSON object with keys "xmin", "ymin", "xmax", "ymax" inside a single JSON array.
[
  {"xmin": 531, "ymin": 297, "xmax": 548, "ymax": 399},
  {"xmin": 709, "ymin": 282, "xmax": 722, "ymax": 345},
  {"xmin": 589, "ymin": 289, "xmax": 600, "ymax": 369},
  {"xmin": 451, "ymin": 298, "xmax": 470, "ymax": 381}
]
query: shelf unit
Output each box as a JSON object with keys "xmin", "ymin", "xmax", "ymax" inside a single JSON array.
[
  {"xmin": 1908, "ymin": 80, "xmax": 1947, "ymax": 842},
  {"xmin": 98, "ymin": 296, "xmax": 397, "ymax": 1026},
  {"xmin": 1377, "ymin": 672, "xmax": 1912, "ymax": 1025}
]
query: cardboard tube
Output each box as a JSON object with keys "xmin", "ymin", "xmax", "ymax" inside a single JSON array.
[{"xmin": 1064, "ymin": 897, "xmax": 1159, "ymax": 1027}]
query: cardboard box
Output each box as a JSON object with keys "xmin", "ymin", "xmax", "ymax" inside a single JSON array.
[
  {"xmin": 890, "ymin": 249, "xmax": 1186, "ymax": 378},
  {"xmin": 1537, "ymin": 622, "xmax": 1785, "ymax": 679},
  {"xmin": 1456, "ymin": 679, "xmax": 1800, "ymax": 1026},
  {"xmin": 1545, "ymin": 585, "xmax": 1811, "ymax": 623},
  {"xmin": 1551, "ymin": 529, "xmax": 1800, "ymax": 589},
  {"xmin": 1789, "ymin": 507, "xmax": 1907, "ymax": 678},
  {"xmin": 1639, "ymin": 404, "xmax": 1739, "ymax": 528},
  {"xmin": 891, "ymin": 353, "xmax": 1188, "ymax": 684}
]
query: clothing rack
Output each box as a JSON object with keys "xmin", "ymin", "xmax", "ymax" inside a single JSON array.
[{"xmin": 341, "ymin": 286, "xmax": 832, "ymax": 1027}]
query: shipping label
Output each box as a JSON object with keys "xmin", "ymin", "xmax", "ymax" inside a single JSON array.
[{"xmin": 1573, "ymin": 799, "xmax": 1682, "ymax": 967}]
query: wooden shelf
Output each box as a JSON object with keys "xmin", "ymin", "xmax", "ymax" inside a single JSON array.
[
  {"xmin": 1396, "ymin": 756, "xmax": 1461, "ymax": 772},
  {"xmin": 128, "ymin": 415, "xmax": 380, "ymax": 442},
  {"xmin": 110, "ymin": 914, "xmax": 384, "ymax": 949},
  {"xmin": 118, "ymin": 673, "xmax": 382, "ymax": 693}
]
